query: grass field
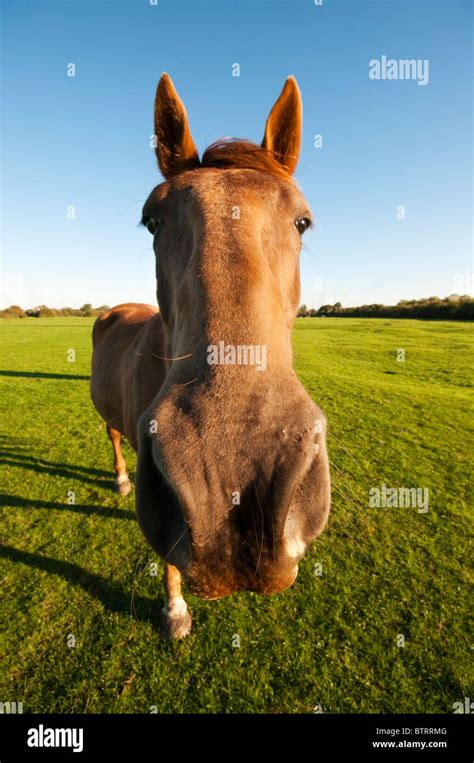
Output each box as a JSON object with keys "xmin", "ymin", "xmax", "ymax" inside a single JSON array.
[{"xmin": 0, "ymin": 317, "xmax": 472, "ymax": 713}]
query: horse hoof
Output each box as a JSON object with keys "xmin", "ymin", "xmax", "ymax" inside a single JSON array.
[
  {"xmin": 115, "ymin": 476, "xmax": 131, "ymax": 496},
  {"xmin": 160, "ymin": 605, "xmax": 192, "ymax": 640}
]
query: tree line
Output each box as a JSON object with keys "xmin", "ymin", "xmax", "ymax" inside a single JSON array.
[
  {"xmin": 1, "ymin": 295, "xmax": 473, "ymax": 320},
  {"xmin": 297, "ymin": 295, "xmax": 474, "ymax": 320},
  {"xmin": 0, "ymin": 303, "xmax": 110, "ymax": 318}
]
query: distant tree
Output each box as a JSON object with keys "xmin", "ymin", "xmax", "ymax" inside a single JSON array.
[
  {"xmin": 38, "ymin": 305, "xmax": 55, "ymax": 317},
  {"xmin": 298, "ymin": 304, "xmax": 309, "ymax": 317},
  {"xmin": 318, "ymin": 304, "xmax": 334, "ymax": 315},
  {"xmin": 0, "ymin": 305, "xmax": 25, "ymax": 318}
]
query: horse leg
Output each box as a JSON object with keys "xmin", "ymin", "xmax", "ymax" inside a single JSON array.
[
  {"xmin": 161, "ymin": 563, "xmax": 192, "ymax": 639},
  {"xmin": 106, "ymin": 424, "xmax": 131, "ymax": 496}
]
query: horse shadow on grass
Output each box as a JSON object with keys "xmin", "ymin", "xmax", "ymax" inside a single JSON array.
[
  {"xmin": 0, "ymin": 437, "xmax": 126, "ymax": 492},
  {"xmin": 0, "ymin": 440, "xmax": 163, "ymax": 630},
  {"xmin": 0, "ymin": 370, "xmax": 90, "ymax": 381},
  {"xmin": 0, "ymin": 451, "xmax": 115, "ymax": 491},
  {"xmin": 0, "ymin": 544, "xmax": 165, "ymax": 631},
  {"xmin": 1, "ymin": 437, "xmax": 135, "ymax": 521},
  {"xmin": 1, "ymin": 493, "xmax": 134, "ymax": 521}
]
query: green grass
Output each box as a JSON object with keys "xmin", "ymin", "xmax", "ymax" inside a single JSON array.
[{"xmin": 0, "ymin": 317, "xmax": 472, "ymax": 713}]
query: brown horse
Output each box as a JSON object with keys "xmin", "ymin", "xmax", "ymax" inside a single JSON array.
[{"xmin": 91, "ymin": 74, "xmax": 331, "ymax": 639}]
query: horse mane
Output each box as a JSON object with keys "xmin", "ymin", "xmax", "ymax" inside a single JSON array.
[{"xmin": 200, "ymin": 139, "xmax": 293, "ymax": 180}]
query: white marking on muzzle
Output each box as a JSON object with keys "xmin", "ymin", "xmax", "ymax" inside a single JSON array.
[
  {"xmin": 284, "ymin": 513, "xmax": 306, "ymax": 560},
  {"xmin": 285, "ymin": 535, "xmax": 306, "ymax": 559}
]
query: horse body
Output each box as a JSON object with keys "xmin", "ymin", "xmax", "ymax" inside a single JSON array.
[
  {"xmin": 91, "ymin": 74, "xmax": 331, "ymax": 639},
  {"xmin": 91, "ymin": 303, "xmax": 165, "ymax": 450}
]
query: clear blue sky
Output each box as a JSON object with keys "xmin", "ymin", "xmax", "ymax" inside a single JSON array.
[{"xmin": 1, "ymin": 0, "xmax": 472, "ymax": 309}]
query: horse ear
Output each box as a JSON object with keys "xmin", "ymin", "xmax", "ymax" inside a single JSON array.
[
  {"xmin": 262, "ymin": 76, "xmax": 302, "ymax": 175},
  {"xmin": 154, "ymin": 73, "xmax": 200, "ymax": 179}
]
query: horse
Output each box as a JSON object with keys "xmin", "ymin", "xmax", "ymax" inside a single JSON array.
[{"xmin": 91, "ymin": 74, "xmax": 331, "ymax": 639}]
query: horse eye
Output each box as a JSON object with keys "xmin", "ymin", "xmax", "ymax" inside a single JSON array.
[
  {"xmin": 146, "ymin": 218, "xmax": 162, "ymax": 235},
  {"xmin": 295, "ymin": 217, "xmax": 311, "ymax": 234}
]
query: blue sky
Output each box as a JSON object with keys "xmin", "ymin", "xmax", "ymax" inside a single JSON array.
[{"xmin": 1, "ymin": 0, "xmax": 472, "ymax": 309}]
